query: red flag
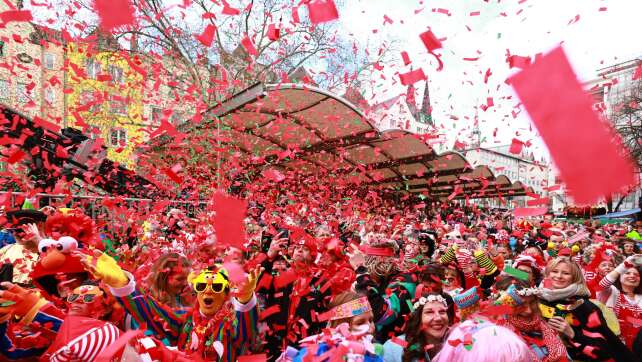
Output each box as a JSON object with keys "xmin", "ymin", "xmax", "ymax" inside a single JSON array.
[
  {"xmin": 195, "ymin": 24, "xmax": 216, "ymax": 47},
  {"xmin": 510, "ymin": 47, "xmax": 637, "ymax": 205},
  {"xmin": 94, "ymin": 0, "xmax": 135, "ymax": 31},
  {"xmin": 241, "ymin": 34, "xmax": 258, "ymax": 57},
  {"xmin": 212, "ymin": 192, "xmax": 247, "ymax": 249},
  {"xmin": 399, "ymin": 68, "xmax": 426, "ymax": 86},
  {"xmin": 306, "ymin": 0, "xmax": 339, "ymax": 24},
  {"xmin": 509, "ymin": 138, "xmax": 523, "ymax": 154},
  {"xmin": 419, "ymin": 29, "xmax": 442, "ymax": 52}
]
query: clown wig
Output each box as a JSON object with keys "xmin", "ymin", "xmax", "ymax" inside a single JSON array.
[
  {"xmin": 45, "ymin": 209, "xmax": 97, "ymax": 248},
  {"xmin": 433, "ymin": 319, "xmax": 535, "ymax": 362}
]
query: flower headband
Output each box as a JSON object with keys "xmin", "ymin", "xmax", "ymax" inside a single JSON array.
[
  {"xmin": 318, "ymin": 297, "xmax": 372, "ymax": 322},
  {"xmin": 413, "ymin": 294, "xmax": 447, "ymax": 310}
]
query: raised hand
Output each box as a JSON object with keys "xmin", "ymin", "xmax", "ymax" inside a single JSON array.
[
  {"xmin": 236, "ymin": 266, "xmax": 263, "ymax": 303},
  {"xmin": 0, "ymin": 282, "xmax": 45, "ymax": 319},
  {"xmin": 73, "ymin": 249, "xmax": 129, "ymax": 288},
  {"xmin": 347, "ymin": 243, "xmax": 365, "ymax": 270}
]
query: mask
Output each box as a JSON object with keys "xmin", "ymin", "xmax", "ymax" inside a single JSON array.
[{"xmin": 189, "ymin": 269, "xmax": 230, "ymax": 316}]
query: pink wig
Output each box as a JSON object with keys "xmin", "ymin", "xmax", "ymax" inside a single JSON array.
[{"xmin": 433, "ymin": 319, "xmax": 535, "ymax": 362}]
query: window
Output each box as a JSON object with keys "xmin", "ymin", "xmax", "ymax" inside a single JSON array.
[
  {"xmin": 151, "ymin": 107, "xmax": 162, "ymax": 125},
  {"xmin": 110, "ymin": 128, "xmax": 127, "ymax": 146},
  {"xmin": 86, "ymin": 58, "xmax": 101, "ymax": 79},
  {"xmin": 44, "ymin": 53, "xmax": 55, "ymax": 70},
  {"xmin": 110, "ymin": 95, "xmax": 127, "ymax": 115},
  {"xmin": 109, "ymin": 65, "xmax": 123, "ymax": 84},
  {"xmin": 44, "ymin": 87, "xmax": 54, "ymax": 105},
  {"xmin": 80, "ymin": 91, "xmax": 100, "ymax": 112},
  {"xmin": 16, "ymin": 82, "xmax": 28, "ymax": 103},
  {"xmin": 0, "ymin": 79, "xmax": 8, "ymax": 100}
]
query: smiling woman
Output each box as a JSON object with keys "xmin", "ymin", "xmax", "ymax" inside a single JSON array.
[
  {"xmin": 382, "ymin": 294, "xmax": 451, "ymax": 362},
  {"xmin": 537, "ymin": 257, "xmax": 636, "ymax": 361}
]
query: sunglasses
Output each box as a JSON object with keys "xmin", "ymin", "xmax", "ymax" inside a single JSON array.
[
  {"xmin": 67, "ymin": 293, "xmax": 100, "ymax": 303},
  {"xmin": 194, "ymin": 282, "xmax": 226, "ymax": 293}
]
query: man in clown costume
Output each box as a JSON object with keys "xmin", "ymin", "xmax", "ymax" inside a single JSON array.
[
  {"xmin": 0, "ymin": 280, "xmax": 120, "ymax": 361},
  {"xmin": 79, "ymin": 250, "xmax": 260, "ymax": 361}
]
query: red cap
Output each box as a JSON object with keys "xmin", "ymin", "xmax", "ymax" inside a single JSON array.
[{"xmin": 292, "ymin": 231, "xmax": 318, "ymax": 258}]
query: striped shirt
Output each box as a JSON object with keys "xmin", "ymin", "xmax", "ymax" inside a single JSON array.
[{"xmin": 49, "ymin": 323, "xmax": 120, "ymax": 362}]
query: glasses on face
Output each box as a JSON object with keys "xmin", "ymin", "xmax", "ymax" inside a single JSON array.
[
  {"xmin": 67, "ymin": 293, "xmax": 100, "ymax": 304},
  {"xmin": 194, "ymin": 282, "xmax": 225, "ymax": 293}
]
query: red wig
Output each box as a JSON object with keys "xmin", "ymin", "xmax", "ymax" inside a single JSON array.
[{"xmin": 45, "ymin": 209, "xmax": 98, "ymax": 249}]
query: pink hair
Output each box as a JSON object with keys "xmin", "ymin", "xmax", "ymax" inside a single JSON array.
[{"xmin": 433, "ymin": 319, "xmax": 535, "ymax": 362}]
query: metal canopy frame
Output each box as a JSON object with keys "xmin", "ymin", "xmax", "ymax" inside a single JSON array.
[{"xmin": 166, "ymin": 83, "xmax": 535, "ymax": 199}]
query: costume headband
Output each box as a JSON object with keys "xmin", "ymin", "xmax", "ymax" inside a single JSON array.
[
  {"xmin": 319, "ymin": 296, "xmax": 371, "ymax": 321},
  {"xmin": 360, "ymin": 246, "xmax": 395, "ymax": 257},
  {"xmin": 413, "ymin": 294, "xmax": 447, "ymax": 310}
]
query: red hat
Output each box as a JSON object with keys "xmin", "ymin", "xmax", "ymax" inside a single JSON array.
[
  {"xmin": 513, "ymin": 254, "xmax": 543, "ymax": 272},
  {"xmin": 291, "ymin": 229, "xmax": 318, "ymax": 258}
]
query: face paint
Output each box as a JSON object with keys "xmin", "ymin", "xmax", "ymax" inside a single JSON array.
[{"xmin": 191, "ymin": 269, "xmax": 230, "ymax": 316}]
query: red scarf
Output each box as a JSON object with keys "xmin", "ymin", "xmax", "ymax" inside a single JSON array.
[
  {"xmin": 505, "ymin": 316, "xmax": 568, "ymax": 362},
  {"xmin": 185, "ymin": 302, "xmax": 235, "ymax": 359}
]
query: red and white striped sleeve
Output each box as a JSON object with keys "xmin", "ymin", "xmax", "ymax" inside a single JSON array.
[{"xmin": 50, "ymin": 323, "xmax": 121, "ymax": 362}]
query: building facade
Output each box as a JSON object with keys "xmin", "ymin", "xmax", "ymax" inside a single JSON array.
[
  {"xmin": 0, "ymin": 1, "xmax": 199, "ymax": 168},
  {"xmin": 463, "ymin": 146, "xmax": 551, "ymax": 208}
]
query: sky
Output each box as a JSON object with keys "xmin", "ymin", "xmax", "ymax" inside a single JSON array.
[{"xmin": 337, "ymin": 0, "xmax": 642, "ymax": 161}]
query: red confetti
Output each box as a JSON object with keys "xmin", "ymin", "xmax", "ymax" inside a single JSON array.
[
  {"xmin": 221, "ymin": 0, "xmax": 240, "ymax": 15},
  {"xmin": 391, "ymin": 336, "xmax": 408, "ymax": 348},
  {"xmin": 509, "ymin": 138, "xmax": 523, "ymax": 154},
  {"xmin": 259, "ymin": 305, "xmax": 281, "ymax": 320},
  {"xmin": 526, "ymin": 197, "xmax": 549, "ymax": 207},
  {"xmin": 195, "ymin": 24, "xmax": 216, "ymax": 47},
  {"xmin": 267, "ymin": 23, "xmax": 280, "ymax": 41},
  {"xmin": 0, "ymin": 10, "xmax": 32, "ymax": 24},
  {"xmin": 94, "ymin": 0, "xmax": 135, "ymax": 31},
  {"xmin": 419, "ymin": 30, "xmax": 442, "ymax": 52},
  {"xmin": 632, "ymin": 61, "xmax": 642, "ymax": 81},
  {"xmin": 212, "ymin": 192, "xmax": 247, "ymax": 250},
  {"xmin": 513, "ymin": 207, "xmax": 548, "ymax": 217},
  {"xmin": 7, "ymin": 149, "xmax": 26, "ymax": 164},
  {"xmin": 401, "ymin": 51, "xmax": 411, "ymax": 66},
  {"xmin": 222, "ymin": 262, "xmax": 246, "ymax": 285},
  {"xmin": 241, "ymin": 34, "xmax": 258, "ymax": 57},
  {"xmin": 399, "ymin": 68, "xmax": 426, "ymax": 86},
  {"xmin": 508, "ymin": 55, "xmax": 531, "ymax": 69},
  {"xmin": 307, "ymin": 0, "xmax": 339, "ymax": 24},
  {"xmin": 510, "ymin": 47, "xmax": 637, "ymax": 204},
  {"xmin": 238, "ymin": 354, "xmax": 267, "ymax": 362},
  {"xmin": 273, "ymin": 269, "xmax": 298, "ymax": 289}
]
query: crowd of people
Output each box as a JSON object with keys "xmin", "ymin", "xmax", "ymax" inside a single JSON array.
[{"xmin": 0, "ymin": 185, "xmax": 641, "ymax": 362}]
